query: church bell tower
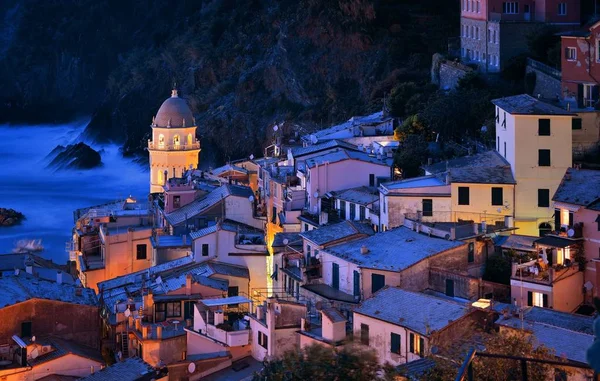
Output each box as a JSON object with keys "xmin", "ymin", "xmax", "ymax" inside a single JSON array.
[{"xmin": 148, "ymin": 89, "xmax": 200, "ymax": 194}]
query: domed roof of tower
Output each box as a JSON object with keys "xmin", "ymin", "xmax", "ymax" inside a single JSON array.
[{"xmin": 154, "ymin": 89, "xmax": 195, "ymax": 128}]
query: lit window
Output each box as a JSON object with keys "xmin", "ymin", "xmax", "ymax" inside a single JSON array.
[
  {"xmin": 158, "ymin": 134, "xmax": 165, "ymax": 148},
  {"xmin": 528, "ymin": 291, "xmax": 548, "ymax": 308}
]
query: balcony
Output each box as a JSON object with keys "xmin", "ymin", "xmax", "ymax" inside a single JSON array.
[
  {"xmin": 511, "ymin": 261, "xmax": 579, "ymax": 286},
  {"xmin": 148, "ymin": 141, "xmax": 200, "ymax": 151},
  {"xmin": 194, "ymin": 296, "xmax": 252, "ymax": 347}
]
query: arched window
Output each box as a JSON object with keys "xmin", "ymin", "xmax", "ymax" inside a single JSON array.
[
  {"xmin": 187, "ymin": 134, "xmax": 193, "ymax": 145},
  {"xmin": 539, "ymin": 222, "xmax": 552, "ymax": 237},
  {"xmin": 157, "ymin": 169, "xmax": 163, "ymax": 185},
  {"xmin": 158, "ymin": 134, "xmax": 165, "ymax": 149},
  {"xmin": 173, "ymin": 135, "xmax": 180, "ymax": 147}
]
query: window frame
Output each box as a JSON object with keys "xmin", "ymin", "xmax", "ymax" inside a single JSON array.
[
  {"xmin": 390, "ymin": 333, "xmax": 401, "ymax": 355},
  {"xmin": 201, "ymin": 243, "xmax": 209, "ymax": 257},
  {"xmin": 538, "ymin": 119, "xmax": 551, "ymax": 136},
  {"xmin": 502, "ymin": 1, "xmax": 519, "ymax": 14},
  {"xmin": 538, "ymin": 149, "xmax": 551, "ymax": 167},
  {"xmin": 491, "ymin": 187, "xmax": 503, "ymax": 206},
  {"xmin": 557, "ymin": 2, "xmax": 567, "ymax": 16},
  {"xmin": 422, "ymin": 199, "xmax": 433, "ymax": 217},
  {"xmin": 458, "ymin": 187, "xmax": 470, "ymax": 206},
  {"xmin": 565, "ymin": 46, "xmax": 576, "ymax": 61},
  {"xmin": 136, "ymin": 244, "xmax": 147, "ymax": 260},
  {"xmin": 360, "ymin": 323, "xmax": 369, "ymax": 346}
]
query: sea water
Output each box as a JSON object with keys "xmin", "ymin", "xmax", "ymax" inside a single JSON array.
[{"xmin": 0, "ymin": 120, "xmax": 148, "ymax": 263}]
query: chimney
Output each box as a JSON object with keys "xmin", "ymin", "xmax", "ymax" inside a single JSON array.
[
  {"xmin": 14, "ymin": 268, "xmax": 20, "ymax": 276},
  {"xmin": 75, "ymin": 287, "xmax": 83, "ymax": 296},
  {"xmin": 156, "ymin": 325, "xmax": 163, "ymax": 340},
  {"xmin": 182, "ymin": 235, "xmax": 187, "ymax": 245},
  {"xmin": 56, "ymin": 271, "xmax": 63, "ymax": 285},
  {"xmin": 146, "ymin": 289, "xmax": 155, "ymax": 320},
  {"xmin": 186, "ymin": 274, "xmax": 192, "ymax": 296},
  {"xmin": 473, "ymin": 223, "xmax": 479, "ymax": 235},
  {"xmin": 300, "ymin": 317, "xmax": 306, "ymax": 332},
  {"xmin": 445, "ymin": 172, "xmax": 451, "ymax": 185},
  {"xmin": 450, "ymin": 227, "xmax": 456, "ymax": 240},
  {"xmin": 360, "ymin": 245, "xmax": 369, "ymax": 255},
  {"xmin": 427, "ymin": 157, "xmax": 433, "ymax": 166},
  {"xmin": 25, "ymin": 263, "xmax": 33, "ymax": 275}
]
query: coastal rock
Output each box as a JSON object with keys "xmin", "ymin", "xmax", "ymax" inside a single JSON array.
[
  {"xmin": 0, "ymin": 208, "xmax": 25, "ymax": 226},
  {"xmin": 47, "ymin": 142, "xmax": 102, "ymax": 170}
]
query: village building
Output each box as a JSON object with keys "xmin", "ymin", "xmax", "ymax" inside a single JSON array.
[
  {"xmin": 80, "ymin": 357, "xmax": 168, "ymax": 381},
  {"xmin": 330, "ymin": 186, "xmax": 380, "ymax": 230},
  {"xmin": 493, "ymin": 94, "xmax": 575, "ymax": 236},
  {"xmin": 0, "ymin": 336, "xmax": 104, "ymax": 381},
  {"xmin": 460, "ymin": 0, "xmax": 580, "ymax": 72},
  {"xmin": 97, "ymin": 255, "xmax": 250, "ymax": 368},
  {"xmin": 298, "ymin": 306, "xmax": 347, "ymax": 349},
  {"xmin": 301, "ymin": 110, "xmax": 394, "ymax": 146},
  {"xmin": 0, "ymin": 272, "xmax": 99, "ymax": 351},
  {"xmin": 493, "ymin": 234, "xmax": 538, "ymax": 256},
  {"xmin": 353, "ymin": 287, "xmax": 472, "ymax": 366},
  {"xmin": 71, "ymin": 198, "xmax": 154, "ymax": 291},
  {"xmin": 0, "ymin": 253, "xmax": 76, "ymax": 284},
  {"xmin": 190, "ymin": 220, "xmax": 268, "ymax": 292},
  {"xmin": 494, "ymin": 304, "xmax": 594, "ymax": 379},
  {"xmin": 552, "ymin": 168, "xmax": 600, "ymax": 300},
  {"xmin": 148, "ymin": 89, "xmax": 201, "ymax": 194}
]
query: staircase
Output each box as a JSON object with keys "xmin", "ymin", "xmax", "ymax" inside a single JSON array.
[{"xmin": 120, "ymin": 332, "xmax": 129, "ymax": 358}]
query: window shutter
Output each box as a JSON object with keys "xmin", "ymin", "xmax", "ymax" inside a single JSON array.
[
  {"xmin": 419, "ymin": 337, "xmax": 425, "ymax": 357},
  {"xmin": 543, "ymin": 294, "xmax": 549, "ymax": 308},
  {"xmin": 554, "ymin": 209, "xmax": 561, "ymax": 229},
  {"xmin": 527, "ymin": 291, "xmax": 533, "ymax": 306},
  {"xmin": 577, "ymin": 84, "xmax": 584, "ymax": 108},
  {"xmin": 593, "ymin": 86, "xmax": 599, "ymax": 104},
  {"xmin": 409, "ymin": 333, "xmax": 415, "ymax": 353},
  {"xmin": 569, "ymin": 211, "xmax": 574, "ymax": 227}
]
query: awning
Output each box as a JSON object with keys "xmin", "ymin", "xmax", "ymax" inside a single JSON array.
[
  {"xmin": 199, "ymin": 296, "xmax": 251, "ymax": 307},
  {"xmin": 535, "ymin": 235, "xmax": 578, "ymax": 248}
]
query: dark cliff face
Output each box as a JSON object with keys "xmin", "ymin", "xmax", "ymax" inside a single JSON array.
[{"xmin": 0, "ymin": 0, "xmax": 458, "ymax": 166}]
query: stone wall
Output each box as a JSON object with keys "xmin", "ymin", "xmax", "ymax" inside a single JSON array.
[
  {"xmin": 525, "ymin": 59, "xmax": 562, "ymax": 101},
  {"xmin": 439, "ymin": 61, "xmax": 473, "ymax": 90}
]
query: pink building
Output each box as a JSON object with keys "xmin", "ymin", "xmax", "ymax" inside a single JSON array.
[
  {"xmin": 552, "ymin": 168, "xmax": 600, "ymax": 301},
  {"xmin": 461, "ymin": 0, "xmax": 580, "ymax": 72}
]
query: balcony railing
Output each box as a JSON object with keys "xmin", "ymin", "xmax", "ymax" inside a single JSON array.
[{"xmin": 148, "ymin": 141, "xmax": 200, "ymax": 151}]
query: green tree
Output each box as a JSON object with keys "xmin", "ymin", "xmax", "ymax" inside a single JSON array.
[
  {"xmin": 483, "ymin": 254, "xmax": 512, "ymax": 285},
  {"xmin": 526, "ymin": 25, "xmax": 561, "ymax": 67},
  {"xmin": 393, "ymin": 134, "xmax": 429, "ymax": 179},
  {"xmin": 253, "ymin": 343, "xmax": 393, "ymax": 381},
  {"xmin": 393, "ymin": 114, "xmax": 429, "ymax": 142}
]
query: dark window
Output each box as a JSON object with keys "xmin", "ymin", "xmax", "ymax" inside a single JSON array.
[
  {"xmin": 568, "ymin": 211, "xmax": 574, "ymax": 228},
  {"xmin": 391, "ymin": 333, "xmax": 401, "ymax": 354},
  {"xmin": 543, "ymin": 293, "xmax": 549, "ymax": 308},
  {"xmin": 419, "ymin": 337, "xmax": 425, "ymax": 357},
  {"xmin": 304, "ymin": 223, "xmax": 309, "ymax": 231},
  {"xmin": 332, "ymin": 263, "xmax": 340, "ymax": 290},
  {"xmin": 372, "ymin": 273, "xmax": 385, "ymax": 294},
  {"xmin": 21, "ymin": 322, "xmax": 32, "ymax": 338},
  {"xmin": 538, "ymin": 149, "xmax": 551, "ymax": 166},
  {"xmin": 504, "ymin": 142, "xmax": 507, "ymax": 158},
  {"xmin": 572, "ymin": 118, "xmax": 582, "ymax": 130},
  {"xmin": 554, "ymin": 369, "xmax": 567, "ymax": 381},
  {"xmin": 156, "ymin": 302, "xmax": 180, "ymax": 321},
  {"xmin": 468, "ymin": 242, "xmax": 475, "ymax": 263},
  {"xmin": 173, "ymin": 195, "xmax": 181, "ymax": 209},
  {"xmin": 497, "ymin": 136, "xmax": 500, "ymax": 151},
  {"xmin": 258, "ymin": 331, "xmax": 268, "ymax": 349},
  {"xmin": 445, "ymin": 279, "xmax": 455, "ymax": 297},
  {"xmin": 458, "ymin": 187, "xmax": 470, "ymax": 205},
  {"xmin": 350, "ymin": 203, "xmax": 356, "ymax": 220},
  {"xmin": 422, "ymin": 199, "xmax": 433, "ymax": 217},
  {"xmin": 201, "ymin": 243, "xmax": 209, "ymax": 256},
  {"xmin": 360, "ymin": 323, "xmax": 369, "ymax": 345},
  {"xmin": 491, "ymin": 187, "xmax": 503, "ymax": 206},
  {"xmin": 369, "ymin": 174, "xmax": 375, "ymax": 187},
  {"xmin": 340, "ymin": 201, "xmax": 346, "ymax": 219},
  {"xmin": 538, "ymin": 119, "xmax": 550, "ymax": 136},
  {"xmin": 555, "ymin": 208, "xmax": 561, "ymax": 229},
  {"xmin": 409, "ymin": 333, "xmax": 415, "ymax": 353},
  {"xmin": 184, "ymin": 301, "xmax": 195, "ymax": 320},
  {"xmin": 228, "ymin": 286, "xmax": 239, "ymax": 297},
  {"xmin": 353, "ymin": 271, "xmax": 360, "ymax": 298},
  {"xmin": 136, "ymin": 244, "xmax": 147, "ymax": 260},
  {"xmin": 359, "ymin": 206, "xmax": 366, "ymax": 220},
  {"xmin": 538, "ymin": 189, "xmax": 550, "ymax": 207},
  {"xmin": 527, "ymin": 291, "xmax": 533, "ymax": 306},
  {"xmin": 596, "ymin": 215, "xmax": 600, "ymax": 231},
  {"xmin": 271, "ymin": 206, "xmax": 277, "ymax": 223}
]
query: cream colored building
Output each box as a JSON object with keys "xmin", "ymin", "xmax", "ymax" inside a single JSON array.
[
  {"xmin": 493, "ymin": 94, "xmax": 574, "ymax": 236},
  {"xmin": 148, "ymin": 89, "xmax": 200, "ymax": 194}
]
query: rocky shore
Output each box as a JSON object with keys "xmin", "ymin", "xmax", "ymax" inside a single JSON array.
[{"xmin": 0, "ymin": 208, "xmax": 25, "ymax": 226}]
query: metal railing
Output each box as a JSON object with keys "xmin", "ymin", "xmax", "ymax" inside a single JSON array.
[{"xmin": 147, "ymin": 141, "xmax": 200, "ymax": 151}]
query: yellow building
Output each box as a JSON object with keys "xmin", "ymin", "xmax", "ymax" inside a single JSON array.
[
  {"xmin": 148, "ymin": 89, "xmax": 200, "ymax": 194},
  {"xmin": 493, "ymin": 94, "xmax": 574, "ymax": 236}
]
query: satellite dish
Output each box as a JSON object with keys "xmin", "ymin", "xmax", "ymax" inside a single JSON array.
[
  {"xmin": 497, "ymin": 208, "xmax": 502, "ymax": 213},
  {"xmin": 430, "ymin": 346, "xmax": 439, "ymax": 354},
  {"xmin": 283, "ymin": 238, "xmax": 289, "ymax": 245},
  {"xmin": 313, "ymin": 192, "xmax": 319, "ymax": 198},
  {"xmin": 273, "ymin": 124, "xmax": 279, "ymax": 132},
  {"xmin": 124, "ymin": 308, "xmax": 131, "ymax": 318},
  {"xmin": 310, "ymin": 135, "xmax": 318, "ymax": 144},
  {"xmin": 567, "ymin": 229, "xmax": 575, "ymax": 237},
  {"xmin": 30, "ymin": 348, "xmax": 39, "ymax": 359},
  {"xmin": 31, "ymin": 336, "xmax": 36, "ymax": 342},
  {"xmin": 481, "ymin": 125, "xmax": 487, "ymax": 133},
  {"xmin": 249, "ymin": 154, "xmax": 254, "ymax": 160},
  {"xmin": 188, "ymin": 362, "xmax": 196, "ymax": 374},
  {"xmin": 248, "ymin": 195, "xmax": 255, "ymax": 203},
  {"xmin": 585, "ymin": 281, "xmax": 594, "ymax": 291}
]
